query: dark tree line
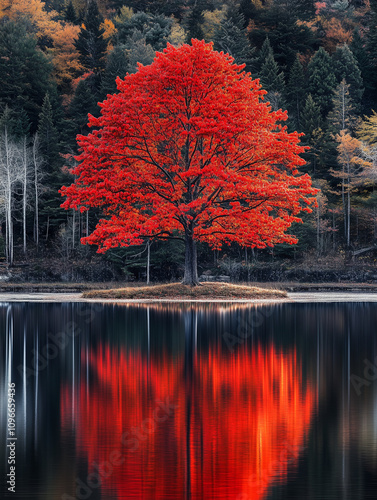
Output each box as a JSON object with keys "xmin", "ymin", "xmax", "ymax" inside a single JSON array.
[{"xmin": 1, "ymin": 0, "xmax": 377, "ymax": 281}]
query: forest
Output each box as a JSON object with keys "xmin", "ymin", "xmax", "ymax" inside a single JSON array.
[{"xmin": 1, "ymin": 0, "xmax": 377, "ymax": 283}]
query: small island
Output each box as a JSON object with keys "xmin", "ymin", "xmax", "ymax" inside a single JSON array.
[{"xmin": 83, "ymin": 282, "xmax": 287, "ymax": 300}]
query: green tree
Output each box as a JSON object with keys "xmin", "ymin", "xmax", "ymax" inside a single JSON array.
[
  {"xmin": 351, "ymin": 28, "xmax": 374, "ymax": 111},
  {"xmin": 250, "ymin": 4, "xmax": 317, "ymax": 72},
  {"xmin": 101, "ymin": 45, "xmax": 129, "ymax": 97},
  {"xmin": 65, "ymin": 1, "xmax": 77, "ymax": 24},
  {"xmin": 185, "ymin": 2, "xmax": 205, "ymax": 42},
  {"xmin": 286, "ymin": 55, "xmax": 307, "ymax": 130},
  {"xmin": 308, "ymin": 47, "xmax": 337, "ymax": 117},
  {"xmin": 332, "ymin": 44, "xmax": 364, "ymax": 112},
  {"xmin": 66, "ymin": 76, "xmax": 99, "ymax": 147},
  {"xmin": 260, "ymin": 52, "xmax": 285, "ymax": 110},
  {"xmin": 301, "ymin": 94, "xmax": 329, "ymax": 174},
  {"xmin": 301, "ymin": 94, "xmax": 322, "ymax": 141},
  {"xmin": 75, "ymin": 1, "xmax": 107, "ymax": 78},
  {"xmin": 115, "ymin": 11, "xmax": 173, "ymax": 51},
  {"xmin": 37, "ymin": 93, "xmax": 59, "ymax": 173},
  {"xmin": 126, "ymin": 32, "xmax": 155, "ymax": 73},
  {"xmin": 0, "ymin": 21, "xmax": 53, "ymax": 130},
  {"xmin": 260, "ymin": 53, "xmax": 285, "ymax": 92},
  {"xmin": 212, "ymin": 11, "xmax": 253, "ymax": 68},
  {"xmin": 256, "ymin": 36, "xmax": 274, "ymax": 73}
]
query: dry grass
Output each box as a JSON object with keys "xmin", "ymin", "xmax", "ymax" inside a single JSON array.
[{"xmin": 83, "ymin": 282, "xmax": 287, "ymax": 300}]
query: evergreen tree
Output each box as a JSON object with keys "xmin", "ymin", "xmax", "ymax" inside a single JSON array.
[
  {"xmin": 274, "ymin": 0, "xmax": 316, "ymax": 21},
  {"xmin": 37, "ymin": 93, "xmax": 66, "ymax": 244},
  {"xmin": 259, "ymin": 52, "xmax": 286, "ymax": 111},
  {"xmin": 286, "ymin": 55, "xmax": 307, "ymax": 130},
  {"xmin": 260, "ymin": 53, "xmax": 285, "ymax": 94},
  {"xmin": 115, "ymin": 11, "xmax": 173, "ymax": 51},
  {"xmin": 250, "ymin": 5, "xmax": 317, "ymax": 73},
  {"xmin": 213, "ymin": 11, "xmax": 253, "ymax": 68},
  {"xmin": 65, "ymin": 1, "xmax": 77, "ymax": 24},
  {"xmin": 0, "ymin": 106, "xmax": 30, "ymax": 140},
  {"xmin": 0, "ymin": 21, "xmax": 53, "ymax": 131},
  {"xmin": 75, "ymin": 1, "xmax": 107, "ymax": 78},
  {"xmin": 308, "ymin": 47, "xmax": 337, "ymax": 118},
  {"xmin": 127, "ymin": 33, "xmax": 155, "ymax": 73},
  {"xmin": 66, "ymin": 77, "xmax": 99, "ymax": 147},
  {"xmin": 185, "ymin": 3, "xmax": 204, "ymax": 42},
  {"xmin": 100, "ymin": 45, "xmax": 129, "ymax": 97},
  {"xmin": 301, "ymin": 94, "xmax": 323, "ymax": 141},
  {"xmin": 350, "ymin": 28, "xmax": 374, "ymax": 110},
  {"xmin": 301, "ymin": 94, "xmax": 329, "ymax": 174},
  {"xmin": 37, "ymin": 93, "xmax": 59, "ymax": 173},
  {"xmin": 332, "ymin": 44, "xmax": 364, "ymax": 112},
  {"xmin": 256, "ymin": 36, "xmax": 274, "ymax": 73},
  {"xmin": 239, "ymin": 0, "xmax": 259, "ymax": 27}
]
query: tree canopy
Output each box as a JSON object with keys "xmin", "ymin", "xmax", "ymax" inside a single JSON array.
[{"xmin": 61, "ymin": 40, "xmax": 316, "ymax": 284}]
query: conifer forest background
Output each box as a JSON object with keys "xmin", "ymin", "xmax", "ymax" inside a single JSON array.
[{"xmin": 1, "ymin": 0, "xmax": 377, "ymax": 283}]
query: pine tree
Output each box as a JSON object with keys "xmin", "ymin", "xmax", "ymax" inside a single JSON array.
[
  {"xmin": 328, "ymin": 80, "xmax": 358, "ymax": 134},
  {"xmin": 0, "ymin": 21, "xmax": 53, "ymax": 131},
  {"xmin": 250, "ymin": 5, "xmax": 316, "ymax": 73},
  {"xmin": 286, "ymin": 55, "xmax": 306, "ymax": 129},
  {"xmin": 65, "ymin": 1, "xmax": 77, "ymax": 24},
  {"xmin": 308, "ymin": 47, "xmax": 337, "ymax": 118},
  {"xmin": 256, "ymin": 36, "xmax": 274, "ymax": 73},
  {"xmin": 37, "ymin": 93, "xmax": 59, "ymax": 174},
  {"xmin": 115, "ymin": 11, "xmax": 173, "ymax": 51},
  {"xmin": 351, "ymin": 28, "xmax": 374, "ymax": 111},
  {"xmin": 301, "ymin": 94, "xmax": 322, "ymax": 140},
  {"xmin": 75, "ymin": 1, "xmax": 107, "ymax": 78},
  {"xmin": 260, "ymin": 53, "xmax": 285, "ymax": 94},
  {"xmin": 66, "ymin": 77, "xmax": 99, "ymax": 147},
  {"xmin": 126, "ymin": 32, "xmax": 156, "ymax": 73},
  {"xmin": 100, "ymin": 45, "xmax": 129, "ymax": 97},
  {"xmin": 0, "ymin": 106, "xmax": 30, "ymax": 140},
  {"xmin": 259, "ymin": 51, "xmax": 285, "ymax": 110},
  {"xmin": 185, "ymin": 2, "xmax": 204, "ymax": 42},
  {"xmin": 301, "ymin": 94, "xmax": 328, "ymax": 174},
  {"xmin": 239, "ymin": 0, "xmax": 259, "ymax": 27},
  {"xmin": 213, "ymin": 11, "xmax": 253, "ymax": 69},
  {"xmin": 332, "ymin": 44, "xmax": 364, "ymax": 112}
]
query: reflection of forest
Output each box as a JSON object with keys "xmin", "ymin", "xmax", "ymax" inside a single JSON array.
[
  {"xmin": 60, "ymin": 339, "xmax": 314, "ymax": 500},
  {"xmin": 3, "ymin": 303, "xmax": 377, "ymax": 499}
]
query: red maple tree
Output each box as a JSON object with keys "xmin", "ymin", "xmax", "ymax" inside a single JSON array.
[{"xmin": 61, "ymin": 39, "xmax": 317, "ymax": 285}]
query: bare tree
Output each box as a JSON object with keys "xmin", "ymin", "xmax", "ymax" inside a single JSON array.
[
  {"xmin": 0, "ymin": 128, "xmax": 22, "ymax": 265},
  {"xmin": 20, "ymin": 136, "xmax": 34, "ymax": 255}
]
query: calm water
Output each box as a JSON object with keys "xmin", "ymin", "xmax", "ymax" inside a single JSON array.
[{"xmin": 1, "ymin": 302, "xmax": 377, "ymax": 499}]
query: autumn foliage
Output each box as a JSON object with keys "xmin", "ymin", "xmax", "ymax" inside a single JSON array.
[
  {"xmin": 61, "ymin": 341, "xmax": 314, "ymax": 499},
  {"xmin": 61, "ymin": 40, "xmax": 316, "ymax": 283}
]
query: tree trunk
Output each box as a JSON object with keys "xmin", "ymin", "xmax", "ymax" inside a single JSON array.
[
  {"xmin": 22, "ymin": 137, "xmax": 27, "ymax": 255},
  {"xmin": 33, "ymin": 135, "xmax": 39, "ymax": 249},
  {"xmin": 182, "ymin": 232, "xmax": 200, "ymax": 285},
  {"xmin": 146, "ymin": 240, "xmax": 150, "ymax": 285}
]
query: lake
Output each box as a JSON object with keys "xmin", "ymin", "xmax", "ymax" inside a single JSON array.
[{"xmin": 1, "ymin": 301, "xmax": 377, "ymax": 499}]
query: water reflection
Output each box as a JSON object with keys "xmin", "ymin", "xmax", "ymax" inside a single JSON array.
[
  {"xmin": 60, "ymin": 342, "xmax": 314, "ymax": 499},
  {"xmin": 3, "ymin": 302, "xmax": 377, "ymax": 499}
]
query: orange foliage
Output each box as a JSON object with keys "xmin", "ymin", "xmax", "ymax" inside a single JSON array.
[
  {"xmin": 61, "ymin": 343, "xmax": 315, "ymax": 499},
  {"xmin": 101, "ymin": 19, "xmax": 117, "ymax": 40},
  {"xmin": 322, "ymin": 17, "xmax": 353, "ymax": 52},
  {"xmin": 0, "ymin": 0, "xmax": 82, "ymax": 88},
  {"xmin": 48, "ymin": 23, "xmax": 82, "ymax": 88},
  {"xmin": 0, "ymin": 0, "xmax": 58, "ymax": 38}
]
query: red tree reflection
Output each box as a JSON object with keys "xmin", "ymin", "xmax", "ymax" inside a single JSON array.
[{"xmin": 61, "ymin": 344, "xmax": 315, "ymax": 499}]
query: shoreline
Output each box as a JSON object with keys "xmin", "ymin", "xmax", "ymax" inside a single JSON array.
[{"xmin": 1, "ymin": 291, "xmax": 377, "ymax": 303}]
